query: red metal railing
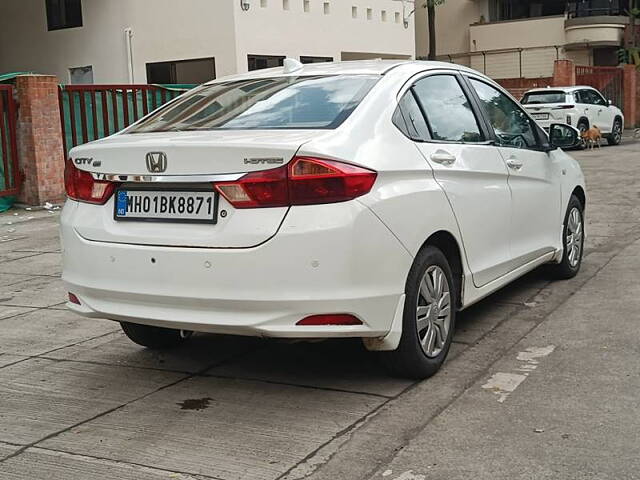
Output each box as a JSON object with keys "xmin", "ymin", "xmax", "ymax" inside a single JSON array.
[
  {"xmin": 0, "ymin": 85, "xmax": 20, "ymax": 198},
  {"xmin": 576, "ymin": 66, "xmax": 624, "ymax": 108},
  {"xmin": 58, "ymin": 84, "xmax": 188, "ymax": 155}
]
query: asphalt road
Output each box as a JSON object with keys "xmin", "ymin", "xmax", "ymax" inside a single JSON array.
[{"xmin": 0, "ymin": 136, "xmax": 638, "ymax": 480}]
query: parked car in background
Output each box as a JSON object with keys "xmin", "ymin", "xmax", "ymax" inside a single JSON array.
[
  {"xmin": 521, "ymin": 86, "xmax": 624, "ymax": 146},
  {"xmin": 62, "ymin": 60, "xmax": 586, "ymax": 379}
]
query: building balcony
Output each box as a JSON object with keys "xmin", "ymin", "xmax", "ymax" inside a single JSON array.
[{"xmin": 564, "ymin": 15, "xmax": 628, "ymax": 48}]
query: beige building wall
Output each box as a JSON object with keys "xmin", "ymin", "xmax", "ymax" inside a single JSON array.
[{"xmin": 415, "ymin": 0, "xmax": 487, "ymax": 61}]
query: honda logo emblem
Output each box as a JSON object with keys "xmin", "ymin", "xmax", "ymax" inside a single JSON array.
[{"xmin": 146, "ymin": 152, "xmax": 168, "ymax": 173}]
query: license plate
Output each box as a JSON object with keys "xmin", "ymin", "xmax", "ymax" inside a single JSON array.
[
  {"xmin": 531, "ymin": 113, "xmax": 549, "ymax": 120},
  {"xmin": 114, "ymin": 189, "xmax": 218, "ymax": 224}
]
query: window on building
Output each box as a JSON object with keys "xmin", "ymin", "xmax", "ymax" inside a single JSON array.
[
  {"xmin": 303, "ymin": 0, "xmax": 310, "ymax": 12},
  {"xmin": 366, "ymin": 8, "xmax": 372, "ymax": 19},
  {"xmin": 146, "ymin": 58, "xmax": 216, "ymax": 84},
  {"xmin": 381, "ymin": 10, "xmax": 387, "ymax": 21},
  {"xmin": 283, "ymin": 0, "xmax": 290, "ymax": 10},
  {"xmin": 248, "ymin": 55, "xmax": 286, "ymax": 71},
  {"xmin": 46, "ymin": 0, "xmax": 83, "ymax": 31},
  {"xmin": 488, "ymin": 0, "xmax": 567, "ymax": 21},
  {"xmin": 69, "ymin": 65, "xmax": 93, "ymax": 84},
  {"xmin": 324, "ymin": 2, "xmax": 330, "ymax": 14},
  {"xmin": 352, "ymin": 6, "xmax": 358, "ymax": 18},
  {"xmin": 395, "ymin": 12, "xmax": 401, "ymax": 23},
  {"xmin": 260, "ymin": 0, "xmax": 267, "ymax": 7},
  {"xmin": 300, "ymin": 56, "xmax": 334, "ymax": 63}
]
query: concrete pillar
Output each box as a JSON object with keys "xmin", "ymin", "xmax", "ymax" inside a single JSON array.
[
  {"xmin": 552, "ymin": 59, "xmax": 576, "ymax": 87},
  {"xmin": 622, "ymin": 64, "xmax": 638, "ymax": 128},
  {"xmin": 15, "ymin": 75, "xmax": 65, "ymax": 206}
]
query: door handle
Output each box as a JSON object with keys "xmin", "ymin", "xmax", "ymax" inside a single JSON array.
[
  {"xmin": 506, "ymin": 158, "xmax": 524, "ymax": 170},
  {"xmin": 430, "ymin": 151, "xmax": 456, "ymax": 166}
]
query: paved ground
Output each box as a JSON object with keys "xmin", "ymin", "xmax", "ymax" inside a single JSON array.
[{"xmin": 0, "ymin": 136, "xmax": 638, "ymax": 480}]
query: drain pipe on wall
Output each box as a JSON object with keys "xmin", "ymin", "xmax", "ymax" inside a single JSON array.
[{"xmin": 125, "ymin": 28, "xmax": 135, "ymax": 83}]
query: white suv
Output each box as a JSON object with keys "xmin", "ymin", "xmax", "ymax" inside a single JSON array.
[
  {"xmin": 521, "ymin": 86, "xmax": 624, "ymax": 146},
  {"xmin": 61, "ymin": 60, "xmax": 586, "ymax": 379}
]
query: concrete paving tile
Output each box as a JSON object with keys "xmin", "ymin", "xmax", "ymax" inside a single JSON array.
[
  {"xmin": 0, "ymin": 442, "xmax": 21, "ymax": 460},
  {"xmin": 45, "ymin": 331, "xmax": 261, "ymax": 373},
  {"xmin": 41, "ymin": 376, "xmax": 384, "ymax": 480},
  {"xmin": 0, "ymin": 305, "xmax": 36, "ymax": 320},
  {"xmin": 0, "ymin": 354, "xmax": 29, "ymax": 369},
  {"xmin": 0, "ymin": 251, "xmax": 40, "ymax": 264},
  {"xmin": 0, "ymin": 309, "xmax": 119, "ymax": 356},
  {"xmin": 0, "ymin": 276, "xmax": 66, "ymax": 308},
  {"xmin": 0, "ymin": 448, "xmax": 202, "ymax": 480},
  {"xmin": 4, "ymin": 230, "xmax": 61, "ymax": 253},
  {"xmin": 0, "ymin": 358, "xmax": 185, "ymax": 445},
  {"xmin": 0, "ymin": 253, "xmax": 62, "ymax": 276},
  {"xmin": 208, "ymin": 339, "xmax": 412, "ymax": 397},
  {"xmin": 0, "ymin": 273, "xmax": 40, "ymax": 287},
  {"xmin": 455, "ymin": 301, "xmax": 521, "ymax": 345}
]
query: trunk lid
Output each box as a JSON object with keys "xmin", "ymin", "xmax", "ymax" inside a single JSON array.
[
  {"xmin": 70, "ymin": 130, "xmax": 327, "ymax": 248},
  {"xmin": 71, "ymin": 130, "xmax": 324, "ymax": 175}
]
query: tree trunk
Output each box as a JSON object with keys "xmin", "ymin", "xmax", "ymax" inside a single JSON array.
[{"xmin": 427, "ymin": 5, "xmax": 437, "ymax": 60}]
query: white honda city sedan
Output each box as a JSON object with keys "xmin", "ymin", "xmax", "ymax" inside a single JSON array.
[{"xmin": 62, "ymin": 60, "xmax": 586, "ymax": 379}]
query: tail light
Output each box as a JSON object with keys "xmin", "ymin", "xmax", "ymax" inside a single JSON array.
[
  {"xmin": 64, "ymin": 159, "xmax": 116, "ymax": 205},
  {"xmin": 215, "ymin": 156, "xmax": 377, "ymax": 209}
]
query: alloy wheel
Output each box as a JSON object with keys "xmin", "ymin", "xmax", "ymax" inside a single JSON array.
[
  {"xmin": 416, "ymin": 265, "xmax": 452, "ymax": 358},
  {"xmin": 566, "ymin": 207, "xmax": 583, "ymax": 268},
  {"xmin": 612, "ymin": 121, "xmax": 622, "ymax": 144}
]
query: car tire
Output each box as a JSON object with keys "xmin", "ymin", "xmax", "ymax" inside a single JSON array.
[
  {"xmin": 120, "ymin": 322, "xmax": 193, "ymax": 349},
  {"xmin": 577, "ymin": 120, "xmax": 589, "ymax": 149},
  {"xmin": 380, "ymin": 246, "xmax": 456, "ymax": 379},
  {"xmin": 607, "ymin": 118, "xmax": 622, "ymax": 146},
  {"xmin": 547, "ymin": 195, "xmax": 584, "ymax": 280}
]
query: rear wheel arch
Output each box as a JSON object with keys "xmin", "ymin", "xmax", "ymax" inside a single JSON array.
[
  {"xmin": 419, "ymin": 231, "xmax": 464, "ymax": 309},
  {"xmin": 577, "ymin": 117, "xmax": 589, "ymax": 129}
]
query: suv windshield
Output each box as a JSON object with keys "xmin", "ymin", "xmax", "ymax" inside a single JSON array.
[
  {"xmin": 129, "ymin": 75, "xmax": 380, "ymax": 133},
  {"xmin": 521, "ymin": 91, "xmax": 567, "ymax": 105}
]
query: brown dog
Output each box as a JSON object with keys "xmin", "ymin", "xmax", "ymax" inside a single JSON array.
[{"xmin": 581, "ymin": 126, "xmax": 602, "ymax": 150}]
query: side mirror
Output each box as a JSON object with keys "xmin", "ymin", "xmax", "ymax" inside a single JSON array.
[
  {"xmin": 548, "ymin": 123, "xmax": 581, "ymax": 150},
  {"xmin": 608, "ymin": 99, "xmax": 613, "ymax": 106}
]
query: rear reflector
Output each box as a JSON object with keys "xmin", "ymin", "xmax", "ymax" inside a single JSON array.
[
  {"xmin": 215, "ymin": 156, "xmax": 376, "ymax": 209},
  {"xmin": 65, "ymin": 159, "xmax": 116, "ymax": 205},
  {"xmin": 296, "ymin": 314, "xmax": 362, "ymax": 326},
  {"xmin": 68, "ymin": 292, "xmax": 81, "ymax": 305}
]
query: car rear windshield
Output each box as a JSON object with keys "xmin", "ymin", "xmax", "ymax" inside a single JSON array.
[
  {"xmin": 521, "ymin": 91, "xmax": 567, "ymax": 105},
  {"xmin": 128, "ymin": 75, "xmax": 380, "ymax": 133}
]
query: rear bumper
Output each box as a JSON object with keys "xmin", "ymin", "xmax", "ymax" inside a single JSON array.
[{"xmin": 61, "ymin": 200, "xmax": 413, "ymax": 338}]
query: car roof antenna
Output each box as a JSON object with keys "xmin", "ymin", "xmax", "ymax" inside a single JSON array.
[{"xmin": 283, "ymin": 58, "xmax": 304, "ymax": 74}]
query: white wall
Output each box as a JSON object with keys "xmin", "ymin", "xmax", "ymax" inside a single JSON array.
[
  {"xmin": 0, "ymin": 0, "xmax": 414, "ymax": 84},
  {"xmin": 233, "ymin": 0, "xmax": 414, "ymax": 73},
  {"xmin": 0, "ymin": 0, "xmax": 131, "ymax": 83}
]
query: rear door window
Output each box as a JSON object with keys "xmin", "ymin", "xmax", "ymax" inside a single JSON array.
[
  {"xmin": 129, "ymin": 75, "xmax": 380, "ymax": 132},
  {"xmin": 411, "ymin": 75, "xmax": 483, "ymax": 143}
]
